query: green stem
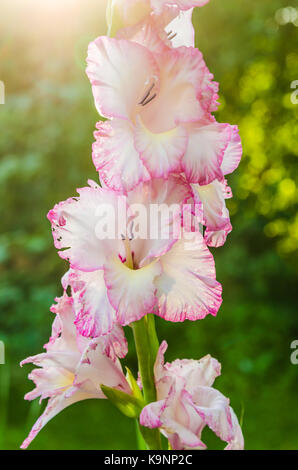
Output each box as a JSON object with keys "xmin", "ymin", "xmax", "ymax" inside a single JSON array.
[{"xmin": 132, "ymin": 315, "xmax": 162, "ymax": 450}]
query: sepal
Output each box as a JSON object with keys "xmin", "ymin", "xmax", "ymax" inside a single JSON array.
[
  {"xmin": 101, "ymin": 384, "xmax": 145, "ymax": 418},
  {"xmin": 125, "ymin": 367, "xmax": 143, "ymax": 401}
]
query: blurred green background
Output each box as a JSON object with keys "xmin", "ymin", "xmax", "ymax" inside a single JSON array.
[{"xmin": 0, "ymin": 0, "xmax": 297, "ymax": 450}]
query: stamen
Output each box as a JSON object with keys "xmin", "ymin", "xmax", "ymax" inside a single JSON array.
[
  {"xmin": 124, "ymin": 238, "xmax": 134, "ymax": 269},
  {"xmin": 141, "ymin": 93, "xmax": 157, "ymax": 106},
  {"xmin": 128, "ymin": 220, "xmax": 135, "ymax": 241},
  {"xmin": 139, "ymin": 83, "xmax": 155, "ymax": 105},
  {"xmin": 121, "ymin": 222, "xmax": 134, "ymax": 268},
  {"xmin": 168, "ymin": 32, "xmax": 177, "ymax": 41}
]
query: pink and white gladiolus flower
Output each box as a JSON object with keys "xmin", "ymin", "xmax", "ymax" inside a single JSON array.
[
  {"xmin": 87, "ymin": 33, "xmax": 238, "ymax": 193},
  {"xmin": 140, "ymin": 341, "xmax": 244, "ymax": 450},
  {"xmin": 20, "ymin": 295, "xmax": 129, "ymax": 449},
  {"xmin": 106, "ymin": 0, "xmax": 209, "ymax": 40},
  {"xmin": 191, "ymin": 125, "xmax": 242, "ymax": 247},
  {"xmin": 48, "ymin": 176, "xmax": 222, "ymax": 337}
]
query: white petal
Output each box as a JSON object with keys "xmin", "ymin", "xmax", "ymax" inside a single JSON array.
[
  {"xmin": 182, "ymin": 122, "xmax": 231, "ymax": 185},
  {"xmin": 166, "ymin": 10, "xmax": 195, "ymax": 48},
  {"xmin": 140, "ymin": 47, "xmax": 205, "ymax": 133},
  {"xmin": 156, "ymin": 232, "xmax": 222, "ymax": 322},
  {"xmin": 134, "ymin": 116, "xmax": 187, "ymax": 178},
  {"xmin": 193, "ymin": 179, "xmax": 232, "ymax": 247},
  {"xmin": 221, "ymin": 125, "xmax": 242, "ymax": 176},
  {"xmin": 93, "ymin": 120, "xmax": 150, "ymax": 193},
  {"xmin": 86, "ymin": 36, "xmax": 159, "ymax": 119},
  {"xmin": 48, "ymin": 186, "xmax": 124, "ymax": 271},
  {"xmin": 185, "ymin": 386, "xmax": 237, "ymax": 447},
  {"xmin": 63, "ymin": 269, "xmax": 117, "ymax": 338}
]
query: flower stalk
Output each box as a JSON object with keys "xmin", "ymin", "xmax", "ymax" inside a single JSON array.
[{"xmin": 132, "ymin": 315, "xmax": 161, "ymax": 450}]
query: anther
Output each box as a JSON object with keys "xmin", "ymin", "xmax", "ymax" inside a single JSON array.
[
  {"xmin": 128, "ymin": 220, "xmax": 135, "ymax": 241},
  {"xmin": 168, "ymin": 32, "xmax": 177, "ymax": 41},
  {"xmin": 139, "ymin": 83, "xmax": 155, "ymax": 106},
  {"xmin": 141, "ymin": 93, "xmax": 157, "ymax": 106}
]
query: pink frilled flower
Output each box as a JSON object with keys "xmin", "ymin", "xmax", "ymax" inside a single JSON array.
[
  {"xmin": 20, "ymin": 294, "xmax": 129, "ymax": 449},
  {"xmin": 109, "ymin": 1, "xmax": 206, "ymax": 51},
  {"xmin": 191, "ymin": 125, "xmax": 242, "ymax": 247},
  {"xmin": 47, "ymin": 176, "xmax": 222, "ymax": 337},
  {"xmin": 86, "ymin": 31, "xmax": 239, "ymax": 193},
  {"xmin": 140, "ymin": 341, "xmax": 244, "ymax": 450}
]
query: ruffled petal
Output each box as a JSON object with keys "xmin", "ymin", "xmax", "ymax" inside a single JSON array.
[
  {"xmin": 76, "ymin": 338, "xmax": 130, "ymax": 394},
  {"xmin": 156, "ymin": 232, "xmax": 222, "ymax": 322},
  {"xmin": 99, "ymin": 324, "xmax": 128, "ymax": 361},
  {"xmin": 140, "ymin": 399, "xmax": 167, "ymax": 428},
  {"xmin": 48, "ymin": 186, "xmax": 124, "ymax": 271},
  {"xmin": 163, "ymin": 414, "xmax": 206, "ymax": 450},
  {"xmin": 182, "ymin": 122, "xmax": 232, "ymax": 185},
  {"xmin": 62, "ymin": 269, "xmax": 117, "ymax": 338},
  {"xmin": 221, "ymin": 125, "xmax": 242, "ymax": 176},
  {"xmin": 165, "ymin": 9, "xmax": 195, "ymax": 48},
  {"xmin": 93, "ymin": 120, "xmax": 150, "ymax": 193},
  {"xmin": 184, "ymin": 386, "xmax": 244, "ymax": 449},
  {"xmin": 200, "ymin": 71, "xmax": 219, "ymax": 114},
  {"xmin": 46, "ymin": 294, "xmax": 78, "ymax": 352},
  {"xmin": 104, "ymin": 256, "xmax": 162, "ymax": 325},
  {"xmin": 154, "ymin": 342, "xmax": 221, "ymax": 399},
  {"xmin": 141, "ymin": 341, "xmax": 243, "ymax": 450},
  {"xmin": 225, "ymin": 408, "xmax": 245, "ymax": 450},
  {"xmin": 193, "ymin": 179, "xmax": 232, "ymax": 248},
  {"xmin": 140, "ymin": 384, "xmax": 206, "ymax": 450},
  {"xmin": 86, "ymin": 36, "xmax": 159, "ymax": 119},
  {"xmin": 141, "ymin": 342, "xmax": 243, "ymax": 451},
  {"xmin": 134, "ymin": 116, "xmax": 187, "ymax": 178},
  {"xmin": 165, "ymin": 355, "xmax": 221, "ymax": 390}
]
